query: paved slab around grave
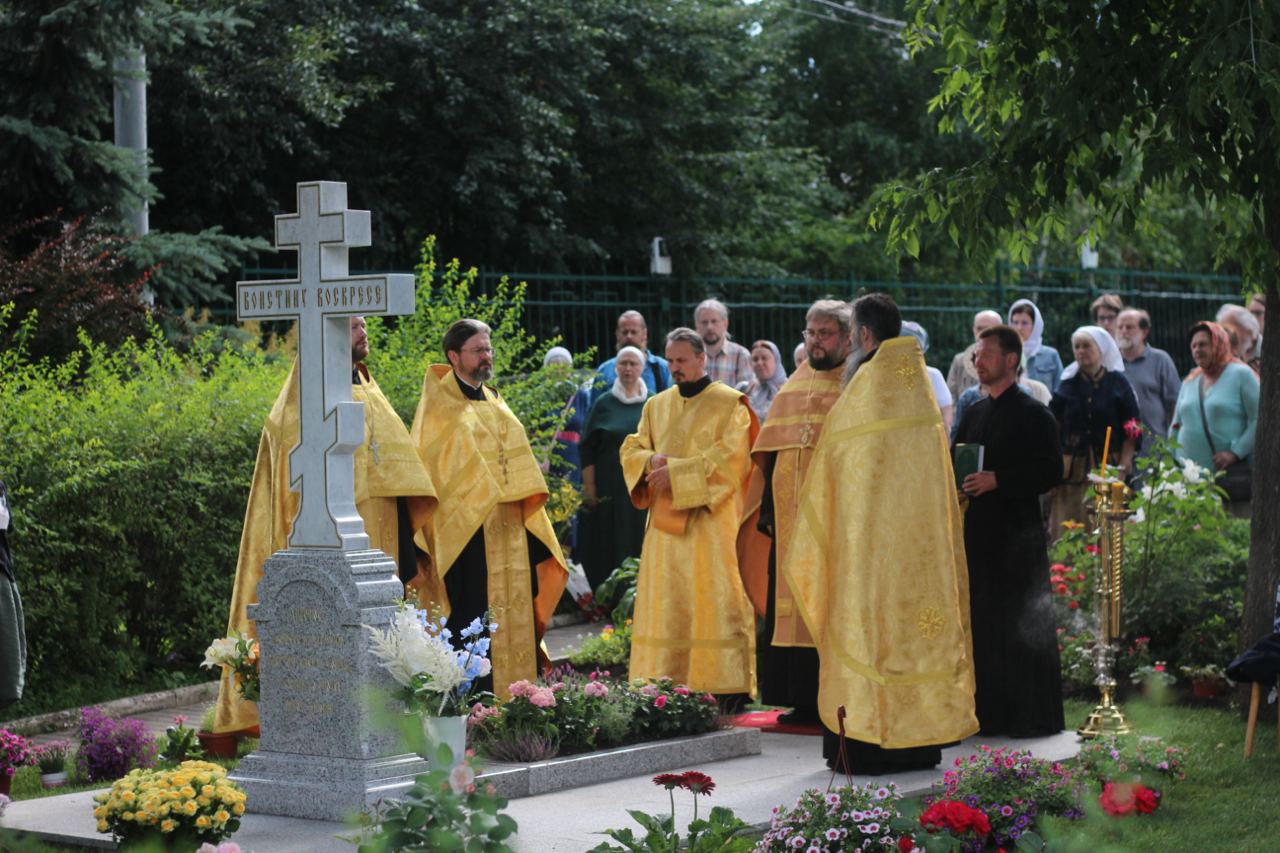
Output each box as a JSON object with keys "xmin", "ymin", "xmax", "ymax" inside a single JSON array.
[{"xmin": 0, "ymin": 730, "xmax": 1077, "ymax": 851}]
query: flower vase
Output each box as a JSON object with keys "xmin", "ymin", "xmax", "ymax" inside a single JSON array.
[
  {"xmin": 40, "ymin": 770, "xmax": 68, "ymax": 789},
  {"xmin": 421, "ymin": 714, "xmax": 467, "ymax": 769}
]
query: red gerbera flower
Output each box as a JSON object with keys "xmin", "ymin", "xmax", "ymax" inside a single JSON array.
[
  {"xmin": 1123, "ymin": 418, "xmax": 1142, "ymax": 440},
  {"xmin": 679, "ymin": 771, "xmax": 716, "ymax": 796},
  {"xmin": 652, "ymin": 773, "xmax": 685, "ymax": 789}
]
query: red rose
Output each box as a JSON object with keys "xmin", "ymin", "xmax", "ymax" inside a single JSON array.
[
  {"xmin": 1100, "ymin": 782, "xmax": 1138, "ymax": 816},
  {"xmin": 1068, "ymin": 600, "xmax": 1080, "ymax": 610},
  {"xmin": 897, "ymin": 836, "xmax": 915, "ymax": 853},
  {"xmin": 1056, "ymin": 583, "xmax": 1069, "ymax": 595},
  {"xmin": 654, "ymin": 695, "xmax": 668, "ymax": 709}
]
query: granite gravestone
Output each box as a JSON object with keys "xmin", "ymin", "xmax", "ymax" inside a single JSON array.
[{"xmin": 229, "ymin": 181, "xmax": 429, "ymax": 820}]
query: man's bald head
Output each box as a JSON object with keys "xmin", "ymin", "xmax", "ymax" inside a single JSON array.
[
  {"xmin": 973, "ymin": 310, "xmax": 1003, "ymax": 341},
  {"xmin": 616, "ymin": 310, "xmax": 648, "ymax": 351}
]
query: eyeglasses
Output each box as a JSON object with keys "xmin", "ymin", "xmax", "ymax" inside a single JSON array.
[
  {"xmin": 463, "ymin": 347, "xmax": 494, "ymax": 356},
  {"xmin": 801, "ymin": 328, "xmax": 838, "ymax": 341}
]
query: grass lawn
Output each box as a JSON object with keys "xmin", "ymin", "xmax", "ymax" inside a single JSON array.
[{"xmin": 1033, "ymin": 695, "xmax": 1280, "ymax": 852}]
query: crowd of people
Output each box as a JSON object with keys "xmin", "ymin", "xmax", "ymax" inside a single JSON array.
[{"xmin": 213, "ymin": 287, "xmax": 1262, "ymax": 776}]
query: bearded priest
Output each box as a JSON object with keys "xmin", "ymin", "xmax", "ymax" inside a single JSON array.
[
  {"xmin": 410, "ymin": 319, "xmax": 569, "ymax": 701},
  {"xmin": 620, "ymin": 327, "xmax": 759, "ymax": 704},
  {"xmin": 782, "ymin": 294, "xmax": 978, "ymax": 775},
  {"xmin": 215, "ymin": 316, "xmax": 438, "ymax": 735}
]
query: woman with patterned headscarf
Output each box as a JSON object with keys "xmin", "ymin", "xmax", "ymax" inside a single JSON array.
[
  {"xmin": 743, "ymin": 340, "xmax": 788, "ymax": 421},
  {"xmin": 1170, "ymin": 321, "xmax": 1259, "ymax": 517},
  {"xmin": 1047, "ymin": 326, "xmax": 1141, "ymax": 534}
]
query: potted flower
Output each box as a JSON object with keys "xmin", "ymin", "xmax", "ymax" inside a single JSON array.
[
  {"xmin": 1180, "ymin": 662, "xmax": 1229, "ymax": 698},
  {"xmin": 93, "ymin": 759, "xmax": 245, "ymax": 848},
  {"xmin": 36, "ymin": 740, "xmax": 71, "ymax": 788},
  {"xmin": 365, "ymin": 605, "xmax": 494, "ymax": 769},
  {"xmin": 195, "ymin": 703, "xmax": 237, "ymax": 760},
  {"xmin": 0, "ymin": 728, "xmax": 35, "ymax": 797}
]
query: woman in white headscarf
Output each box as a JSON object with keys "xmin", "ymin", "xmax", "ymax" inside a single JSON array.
[
  {"xmin": 578, "ymin": 346, "xmax": 651, "ymax": 586},
  {"xmin": 743, "ymin": 340, "xmax": 788, "ymax": 421},
  {"xmin": 1008, "ymin": 299, "xmax": 1065, "ymax": 393},
  {"xmin": 1047, "ymin": 326, "xmax": 1141, "ymax": 534}
]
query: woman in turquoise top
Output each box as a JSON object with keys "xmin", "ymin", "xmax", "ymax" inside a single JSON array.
[
  {"xmin": 1008, "ymin": 299, "xmax": 1065, "ymax": 393},
  {"xmin": 1171, "ymin": 321, "xmax": 1259, "ymax": 516}
]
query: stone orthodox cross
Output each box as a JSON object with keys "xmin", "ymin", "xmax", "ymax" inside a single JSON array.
[{"xmin": 236, "ymin": 181, "xmax": 413, "ymax": 550}]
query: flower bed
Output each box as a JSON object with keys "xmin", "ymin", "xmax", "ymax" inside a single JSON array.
[{"xmin": 469, "ymin": 670, "xmax": 721, "ymax": 762}]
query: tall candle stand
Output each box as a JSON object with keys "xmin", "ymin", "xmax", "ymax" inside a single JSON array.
[{"xmin": 1078, "ymin": 480, "xmax": 1133, "ymax": 739}]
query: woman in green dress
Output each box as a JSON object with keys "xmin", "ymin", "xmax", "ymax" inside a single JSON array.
[{"xmin": 578, "ymin": 346, "xmax": 650, "ymax": 588}]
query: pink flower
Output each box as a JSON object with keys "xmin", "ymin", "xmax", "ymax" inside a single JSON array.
[
  {"xmin": 674, "ymin": 686, "xmax": 690, "ymax": 696},
  {"xmin": 529, "ymin": 687, "xmax": 557, "ymax": 708},
  {"xmin": 508, "ymin": 680, "xmax": 536, "ymax": 698},
  {"xmin": 551, "ymin": 681, "xmax": 566, "ymax": 692},
  {"xmin": 640, "ymin": 684, "xmax": 659, "ymax": 696},
  {"xmin": 172, "ymin": 715, "xmax": 188, "ymax": 726},
  {"xmin": 701, "ymin": 692, "xmax": 717, "ymax": 704},
  {"xmin": 584, "ymin": 681, "xmax": 609, "ymax": 699},
  {"xmin": 449, "ymin": 763, "xmax": 476, "ymax": 795},
  {"xmin": 654, "ymin": 695, "xmax": 669, "ymax": 709}
]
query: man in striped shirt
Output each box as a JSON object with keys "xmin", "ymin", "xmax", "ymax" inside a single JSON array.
[{"xmin": 695, "ymin": 298, "xmax": 752, "ymax": 387}]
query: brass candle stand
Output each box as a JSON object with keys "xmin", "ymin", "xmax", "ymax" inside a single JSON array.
[{"xmin": 1078, "ymin": 479, "xmax": 1134, "ymax": 739}]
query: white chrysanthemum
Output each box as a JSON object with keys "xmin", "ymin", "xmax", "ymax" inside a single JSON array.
[
  {"xmin": 201, "ymin": 637, "xmax": 239, "ymax": 669},
  {"xmin": 366, "ymin": 608, "xmax": 464, "ymax": 694}
]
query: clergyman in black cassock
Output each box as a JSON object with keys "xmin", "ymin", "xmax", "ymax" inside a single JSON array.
[{"xmin": 953, "ymin": 326, "xmax": 1065, "ymax": 737}]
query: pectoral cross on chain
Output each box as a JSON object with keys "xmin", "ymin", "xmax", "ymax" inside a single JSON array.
[
  {"xmin": 798, "ymin": 421, "xmax": 815, "ymax": 446},
  {"xmin": 236, "ymin": 181, "xmax": 414, "ymax": 549}
]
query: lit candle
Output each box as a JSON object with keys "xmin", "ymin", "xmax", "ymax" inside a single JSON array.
[{"xmin": 1099, "ymin": 425, "xmax": 1113, "ymax": 479}]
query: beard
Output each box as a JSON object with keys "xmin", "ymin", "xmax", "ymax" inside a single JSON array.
[
  {"xmin": 808, "ymin": 351, "xmax": 845, "ymax": 371},
  {"xmin": 473, "ymin": 363, "xmax": 494, "ymax": 383}
]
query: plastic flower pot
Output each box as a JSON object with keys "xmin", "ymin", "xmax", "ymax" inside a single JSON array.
[
  {"xmin": 40, "ymin": 770, "xmax": 68, "ymax": 789},
  {"xmin": 196, "ymin": 730, "xmax": 239, "ymax": 759},
  {"xmin": 0, "ymin": 772, "xmax": 11, "ymax": 797}
]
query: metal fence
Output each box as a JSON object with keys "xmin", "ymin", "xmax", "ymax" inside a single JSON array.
[{"xmin": 236, "ymin": 263, "xmax": 1246, "ymax": 376}]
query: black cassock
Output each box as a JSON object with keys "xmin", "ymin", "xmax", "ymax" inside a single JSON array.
[
  {"xmin": 953, "ymin": 386, "xmax": 1065, "ymax": 737},
  {"xmin": 756, "ymin": 452, "xmax": 820, "ymax": 714}
]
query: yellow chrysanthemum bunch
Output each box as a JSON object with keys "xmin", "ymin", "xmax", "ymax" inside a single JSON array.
[{"xmin": 93, "ymin": 760, "xmax": 246, "ymax": 845}]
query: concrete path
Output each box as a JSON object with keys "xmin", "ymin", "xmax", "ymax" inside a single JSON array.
[{"xmin": 1, "ymin": 729, "xmax": 1080, "ymax": 851}]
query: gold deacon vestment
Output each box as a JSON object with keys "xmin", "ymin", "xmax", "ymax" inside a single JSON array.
[
  {"xmin": 781, "ymin": 336, "xmax": 979, "ymax": 748},
  {"xmin": 738, "ymin": 359, "xmax": 844, "ymax": 642},
  {"xmin": 620, "ymin": 380, "xmax": 759, "ymax": 694},
  {"xmin": 410, "ymin": 364, "xmax": 568, "ymax": 701},
  {"xmin": 215, "ymin": 362, "xmax": 437, "ymax": 734}
]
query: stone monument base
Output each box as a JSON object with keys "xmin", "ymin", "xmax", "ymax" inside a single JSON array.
[
  {"xmin": 229, "ymin": 547, "xmax": 429, "ymax": 821},
  {"xmin": 233, "ymin": 750, "xmax": 428, "ymax": 821}
]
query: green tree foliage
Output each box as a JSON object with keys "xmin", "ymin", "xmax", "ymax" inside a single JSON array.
[
  {"xmin": 0, "ymin": 0, "xmax": 262, "ymax": 309},
  {"xmin": 870, "ymin": 0, "xmax": 1280, "ymax": 653}
]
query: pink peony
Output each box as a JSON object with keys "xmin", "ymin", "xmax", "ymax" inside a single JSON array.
[
  {"xmin": 654, "ymin": 695, "xmax": 669, "ymax": 709},
  {"xmin": 529, "ymin": 687, "xmax": 557, "ymax": 708},
  {"xmin": 584, "ymin": 681, "xmax": 609, "ymax": 698},
  {"xmin": 674, "ymin": 686, "xmax": 690, "ymax": 695}
]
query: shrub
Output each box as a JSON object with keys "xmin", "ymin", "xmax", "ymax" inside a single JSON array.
[
  {"xmin": 1077, "ymin": 735, "xmax": 1187, "ymax": 793},
  {"xmin": 629, "ymin": 678, "xmax": 720, "ymax": 741},
  {"xmin": 76, "ymin": 707, "xmax": 157, "ymax": 783},
  {"xmin": 569, "ymin": 621, "xmax": 633, "ymax": 669}
]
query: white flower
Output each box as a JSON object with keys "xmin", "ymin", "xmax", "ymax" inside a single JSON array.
[
  {"xmin": 365, "ymin": 607, "xmax": 465, "ymax": 695},
  {"xmin": 1181, "ymin": 459, "xmax": 1205, "ymax": 483},
  {"xmin": 448, "ymin": 763, "xmax": 475, "ymax": 794},
  {"xmin": 201, "ymin": 637, "xmax": 239, "ymax": 669},
  {"xmin": 1169, "ymin": 480, "xmax": 1188, "ymax": 500},
  {"xmin": 1130, "ymin": 507, "xmax": 1146, "ymax": 524}
]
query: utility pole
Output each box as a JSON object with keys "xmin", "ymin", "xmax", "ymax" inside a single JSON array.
[{"xmin": 113, "ymin": 49, "xmax": 153, "ymax": 305}]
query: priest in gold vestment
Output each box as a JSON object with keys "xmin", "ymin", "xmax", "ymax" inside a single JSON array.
[
  {"xmin": 410, "ymin": 319, "xmax": 568, "ymax": 701},
  {"xmin": 782, "ymin": 294, "xmax": 978, "ymax": 774},
  {"xmin": 215, "ymin": 317, "xmax": 437, "ymax": 734},
  {"xmin": 621, "ymin": 328, "xmax": 759, "ymax": 698},
  {"xmin": 738, "ymin": 300, "xmax": 851, "ymax": 725}
]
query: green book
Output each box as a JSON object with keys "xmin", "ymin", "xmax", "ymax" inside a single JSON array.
[{"xmin": 953, "ymin": 443, "xmax": 984, "ymax": 487}]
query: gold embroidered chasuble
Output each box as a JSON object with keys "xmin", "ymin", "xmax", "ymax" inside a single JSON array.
[
  {"xmin": 737, "ymin": 360, "xmax": 843, "ymax": 649},
  {"xmin": 781, "ymin": 337, "xmax": 979, "ymax": 748},
  {"xmin": 215, "ymin": 362, "xmax": 437, "ymax": 734},
  {"xmin": 619, "ymin": 381, "xmax": 759, "ymax": 694},
  {"xmin": 409, "ymin": 364, "xmax": 568, "ymax": 700}
]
